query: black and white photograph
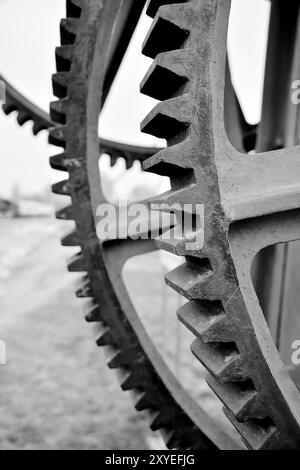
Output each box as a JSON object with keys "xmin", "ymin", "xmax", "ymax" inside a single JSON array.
[{"xmin": 0, "ymin": 0, "xmax": 299, "ymax": 454}]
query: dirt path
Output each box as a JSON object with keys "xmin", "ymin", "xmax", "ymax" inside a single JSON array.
[{"xmin": 0, "ymin": 227, "xmax": 151, "ymax": 450}]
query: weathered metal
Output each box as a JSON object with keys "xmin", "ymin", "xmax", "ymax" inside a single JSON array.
[
  {"xmin": 142, "ymin": 0, "xmax": 300, "ymax": 450},
  {"xmin": 50, "ymin": 0, "xmax": 300, "ymax": 451},
  {"xmin": 50, "ymin": 0, "xmax": 246, "ymax": 450}
]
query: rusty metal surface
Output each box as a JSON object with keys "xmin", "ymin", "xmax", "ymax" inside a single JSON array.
[
  {"xmin": 49, "ymin": 0, "xmax": 300, "ymax": 451},
  {"xmin": 141, "ymin": 0, "xmax": 300, "ymax": 450},
  {"xmin": 50, "ymin": 0, "xmax": 245, "ymax": 450}
]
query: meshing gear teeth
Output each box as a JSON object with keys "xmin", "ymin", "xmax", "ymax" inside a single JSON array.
[
  {"xmin": 141, "ymin": 0, "xmax": 300, "ymax": 449},
  {"xmin": 50, "ymin": 0, "xmax": 241, "ymax": 451}
]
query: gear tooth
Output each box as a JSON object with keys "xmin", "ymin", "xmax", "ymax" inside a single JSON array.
[
  {"xmin": 52, "ymin": 72, "xmax": 70, "ymax": 99},
  {"xmin": 56, "ymin": 204, "xmax": 74, "ymax": 220},
  {"xmin": 16, "ymin": 112, "xmax": 30, "ymax": 126},
  {"xmin": 165, "ymin": 258, "xmax": 214, "ymax": 300},
  {"xmin": 191, "ymin": 339, "xmax": 250, "ymax": 383},
  {"xmin": 150, "ymin": 411, "xmax": 169, "ymax": 432},
  {"xmin": 143, "ymin": 143, "xmax": 192, "ymax": 177},
  {"xmin": 56, "ymin": 45, "xmax": 74, "ymax": 72},
  {"xmin": 142, "ymin": 4, "xmax": 190, "ymax": 59},
  {"xmin": 132, "ymin": 391, "xmax": 153, "ymax": 412},
  {"xmin": 50, "ymin": 152, "xmax": 69, "ymax": 171},
  {"xmin": 66, "ymin": 0, "xmax": 83, "ymax": 18},
  {"xmin": 67, "ymin": 252, "xmax": 86, "ymax": 272},
  {"xmin": 141, "ymin": 50, "xmax": 188, "ymax": 101},
  {"xmin": 156, "ymin": 226, "xmax": 203, "ymax": 257},
  {"xmin": 207, "ymin": 375, "xmax": 263, "ymax": 422},
  {"xmin": 75, "ymin": 275, "xmax": 92, "ymax": 298},
  {"xmin": 223, "ymin": 409, "xmax": 277, "ymax": 450},
  {"xmin": 125, "ymin": 159, "xmax": 134, "ymax": 170},
  {"xmin": 155, "ymin": 227, "xmax": 187, "ymax": 256},
  {"xmin": 148, "ymin": 184, "xmax": 196, "ymax": 212},
  {"xmin": 162, "ymin": 429, "xmax": 181, "ymax": 449},
  {"xmin": 119, "ymin": 370, "xmax": 143, "ymax": 392},
  {"xmin": 177, "ymin": 300, "xmax": 233, "ymax": 343},
  {"xmin": 2, "ymin": 103, "xmax": 15, "ymax": 115},
  {"xmin": 50, "ymin": 99, "xmax": 68, "ymax": 124},
  {"xmin": 107, "ymin": 351, "xmax": 127, "ymax": 369},
  {"xmin": 52, "ymin": 179, "xmax": 70, "ymax": 196},
  {"xmin": 60, "ymin": 18, "xmax": 79, "ymax": 45},
  {"xmin": 141, "ymin": 95, "xmax": 191, "ymax": 140},
  {"xmin": 147, "ymin": 0, "xmax": 189, "ymax": 18},
  {"xmin": 32, "ymin": 121, "xmax": 46, "ymax": 135},
  {"xmin": 49, "ymin": 125, "xmax": 66, "ymax": 148},
  {"xmin": 84, "ymin": 302, "xmax": 101, "ymax": 323},
  {"xmin": 96, "ymin": 324, "xmax": 113, "ymax": 347},
  {"xmin": 61, "ymin": 229, "xmax": 80, "ymax": 247}
]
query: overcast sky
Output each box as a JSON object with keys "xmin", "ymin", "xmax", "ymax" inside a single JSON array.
[{"xmin": 0, "ymin": 0, "xmax": 270, "ymax": 197}]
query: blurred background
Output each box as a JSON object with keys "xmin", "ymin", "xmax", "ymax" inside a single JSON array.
[{"xmin": 0, "ymin": 0, "xmax": 270, "ymax": 450}]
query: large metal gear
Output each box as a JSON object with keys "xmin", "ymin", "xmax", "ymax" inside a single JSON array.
[
  {"xmin": 49, "ymin": 0, "xmax": 253, "ymax": 450},
  {"xmin": 50, "ymin": 0, "xmax": 300, "ymax": 451},
  {"xmin": 141, "ymin": 0, "xmax": 300, "ymax": 450}
]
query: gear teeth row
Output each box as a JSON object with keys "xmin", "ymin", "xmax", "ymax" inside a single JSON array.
[
  {"xmin": 2, "ymin": 105, "xmax": 45, "ymax": 134},
  {"xmin": 165, "ymin": 258, "xmax": 219, "ymax": 301},
  {"xmin": 141, "ymin": 50, "xmax": 189, "ymax": 101},
  {"xmin": 147, "ymin": 0, "xmax": 189, "ymax": 19},
  {"xmin": 141, "ymin": 95, "xmax": 192, "ymax": 140},
  {"xmin": 50, "ymin": 0, "xmax": 221, "ymax": 451},
  {"xmin": 178, "ymin": 300, "xmax": 233, "ymax": 343},
  {"xmin": 142, "ymin": 4, "xmax": 190, "ymax": 59},
  {"xmin": 2, "ymin": 82, "xmax": 51, "ymax": 135},
  {"xmin": 191, "ymin": 340, "xmax": 249, "ymax": 384},
  {"xmin": 141, "ymin": 0, "xmax": 282, "ymax": 448}
]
